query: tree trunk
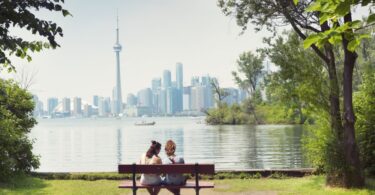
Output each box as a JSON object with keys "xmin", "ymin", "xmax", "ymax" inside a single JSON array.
[{"xmin": 339, "ymin": 13, "xmax": 365, "ymax": 188}]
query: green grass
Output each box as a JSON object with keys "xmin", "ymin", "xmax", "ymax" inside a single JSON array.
[{"xmin": 0, "ymin": 175, "xmax": 374, "ymax": 195}]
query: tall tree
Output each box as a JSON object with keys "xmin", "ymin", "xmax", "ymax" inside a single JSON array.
[
  {"xmin": 218, "ymin": 0, "xmax": 374, "ymax": 187},
  {"xmin": 232, "ymin": 51, "xmax": 264, "ymax": 124},
  {"xmin": 263, "ymin": 32, "xmax": 329, "ymax": 124},
  {"xmin": 0, "ymin": 0, "xmax": 70, "ymax": 72}
]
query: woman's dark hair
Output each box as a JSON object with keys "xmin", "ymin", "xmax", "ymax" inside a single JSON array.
[{"xmin": 146, "ymin": 140, "xmax": 161, "ymax": 158}]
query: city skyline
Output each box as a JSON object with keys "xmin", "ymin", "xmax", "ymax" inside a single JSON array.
[{"xmin": 33, "ymin": 64, "xmax": 251, "ymax": 118}]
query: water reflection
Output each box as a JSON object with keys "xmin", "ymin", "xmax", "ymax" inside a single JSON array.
[{"xmin": 29, "ymin": 118, "xmax": 309, "ymax": 172}]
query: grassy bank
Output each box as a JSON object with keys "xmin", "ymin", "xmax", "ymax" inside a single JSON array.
[{"xmin": 1, "ymin": 175, "xmax": 374, "ymax": 195}]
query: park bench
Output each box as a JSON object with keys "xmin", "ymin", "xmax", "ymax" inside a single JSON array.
[{"xmin": 118, "ymin": 163, "xmax": 215, "ymax": 195}]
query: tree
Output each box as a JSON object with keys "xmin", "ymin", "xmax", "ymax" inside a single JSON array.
[
  {"xmin": 232, "ymin": 51, "xmax": 264, "ymax": 124},
  {"xmin": 218, "ymin": 0, "xmax": 374, "ymax": 187},
  {"xmin": 0, "ymin": 79, "xmax": 39, "ymax": 181},
  {"xmin": 0, "ymin": 0, "xmax": 70, "ymax": 72},
  {"xmin": 211, "ymin": 78, "xmax": 229, "ymax": 104},
  {"xmin": 263, "ymin": 32, "xmax": 329, "ymax": 124}
]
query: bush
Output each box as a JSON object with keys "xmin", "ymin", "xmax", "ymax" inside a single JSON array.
[
  {"xmin": 354, "ymin": 73, "xmax": 375, "ymax": 176},
  {"xmin": 0, "ymin": 79, "xmax": 39, "ymax": 181}
]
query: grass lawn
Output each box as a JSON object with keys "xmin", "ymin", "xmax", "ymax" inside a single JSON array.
[{"xmin": 0, "ymin": 175, "xmax": 374, "ymax": 195}]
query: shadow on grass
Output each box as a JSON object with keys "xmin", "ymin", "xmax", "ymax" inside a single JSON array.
[{"xmin": 0, "ymin": 174, "xmax": 50, "ymax": 194}]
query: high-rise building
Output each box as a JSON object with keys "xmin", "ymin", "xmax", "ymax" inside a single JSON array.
[
  {"xmin": 190, "ymin": 86, "xmax": 205, "ymax": 111},
  {"xmin": 126, "ymin": 93, "xmax": 137, "ymax": 107},
  {"xmin": 137, "ymin": 88, "xmax": 153, "ymax": 108},
  {"xmin": 162, "ymin": 70, "xmax": 172, "ymax": 89},
  {"xmin": 93, "ymin": 95, "xmax": 99, "ymax": 107},
  {"xmin": 158, "ymin": 89, "xmax": 167, "ymax": 115},
  {"xmin": 191, "ymin": 76, "xmax": 200, "ymax": 87},
  {"xmin": 73, "ymin": 97, "xmax": 82, "ymax": 115},
  {"xmin": 62, "ymin": 97, "xmax": 71, "ymax": 116},
  {"xmin": 176, "ymin": 63, "xmax": 183, "ymax": 89},
  {"xmin": 175, "ymin": 63, "xmax": 183, "ymax": 113},
  {"xmin": 151, "ymin": 78, "xmax": 161, "ymax": 92},
  {"xmin": 32, "ymin": 95, "xmax": 44, "ymax": 117},
  {"xmin": 113, "ymin": 16, "xmax": 123, "ymax": 116},
  {"xmin": 83, "ymin": 104, "xmax": 93, "ymax": 117},
  {"xmin": 166, "ymin": 87, "xmax": 178, "ymax": 115},
  {"xmin": 47, "ymin": 97, "xmax": 58, "ymax": 115},
  {"xmin": 183, "ymin": 86, "xmax": 191, "ymax": 111}
]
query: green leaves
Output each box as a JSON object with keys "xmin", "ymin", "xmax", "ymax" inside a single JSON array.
[
  {"xmin": 368, "ymin": 14, "xmax": 375, "ymax": 24},
  {"xmin": 304, "ymin": 0, "xmax": 373, "ymax": 52},
  {"xmin": 0, "ymin": 0, "xmax": 69, "ymax": 72},
  {"xmin": 303, "ymin": 34, "xmax": 323, "ymax": 49}
]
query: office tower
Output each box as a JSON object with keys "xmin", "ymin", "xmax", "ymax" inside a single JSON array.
[
  {"xmin": 73, "ymin": 97, "xmax": 82, "ymax": 115},
  {"xmin": 190, "ymin": 86, "xmax": 205, "ymax": 111},
  {"xmin": 32, "ymin": 95, "xmax": 43, "ymax": 117},
  {"xmin": 162, "ymin": 70, "xmax": 172, "ymax": 89},
  {"xmin": 201, "ymin": 75, "xmax": 214, "ymax": 109},
  {"xmin": 126, "ymin": 93, "xmax": 137, "ymax": 107},
  {"xmin": 166, "ymin": 87, "xmax": 178, "ymax": 115},
  {"xmin": 83, "ymin": 104, "xmax": 93, "ymax": 117},
  {"xmin": 47, "ymin": 97, "xmax": 58, "ymax": 115},
  {"xmin": 151, "ymin": 78, "xmax": 161, "ymax": 114},
  {"xmin": 183, "ymin": 87, "xmax": 191, "ymax": 111},
  {"xmin": 176, "ymin": 63, "xmax": 183, "ymax": 89},
  {"xmin": 175, "ymin": 63, "xmax": 183, "ymax": 113},
  {"xmin": 113, "ymin": 16, "xmax": 123, "ymax": 116},
  {"xmin": 151, "ymin": 78, "xmax": 161, "ymax": 92},
  {"xmin": 62, "ymin": 97, "xmax": 71, "ymax": 115},
  {"xmin": 137, "ymin": 88, "xmax": 153, "ymax": 108},
  {"xmin": 191, "ymin": 76, "xmax": 200, "ymax": 87},
  {"xmin": 93, "ymin": 95, "xmax": 99, "ymax": 107},
  {"xmin": 158, "ymin": 89, "xmax": 167, "ymax": 114},
  {"xmin": 98, "ymin": 97, "xmax": 105, "ymax": 117}
]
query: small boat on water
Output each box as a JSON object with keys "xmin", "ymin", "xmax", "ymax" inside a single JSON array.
[{"xmin": 134, "ymin": 121, "xmax": 156, "ymax": 126}]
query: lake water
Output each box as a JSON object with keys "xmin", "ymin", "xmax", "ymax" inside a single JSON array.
[{"xmin": 29, "ymin": 117, "xmax": 309, "ymax": 172}]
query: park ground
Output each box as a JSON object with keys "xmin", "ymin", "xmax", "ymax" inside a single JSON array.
[{"xmin": 0, "ymin": 175, "xmax": 374, "ymax": 195}]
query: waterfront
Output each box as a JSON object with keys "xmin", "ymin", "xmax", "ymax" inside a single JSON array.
[{"xmin": 30, "ymin": 117, "xmax": 309, "ymax": 172}]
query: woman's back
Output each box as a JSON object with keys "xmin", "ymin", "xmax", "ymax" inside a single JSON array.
[
  {"xmin": 163, "ymin": 155, "xmax": 186, "ymax": 185},
  {"xmin": 140, "ymin": 153, "xmax": 162, "ymax": 185}
]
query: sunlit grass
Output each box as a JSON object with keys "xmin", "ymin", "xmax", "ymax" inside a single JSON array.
[{"xmin": 0, "ymin": 175, "xmax": 374, "ymax": 195}]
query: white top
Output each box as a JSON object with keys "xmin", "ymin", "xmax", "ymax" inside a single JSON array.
[
  {"xmin": 162, "ymin": 155, "xmax": 186, "ymax": 185},
  {"xmin": 139, "ymin": 153, "xmax": 162, "ymax": 185}
]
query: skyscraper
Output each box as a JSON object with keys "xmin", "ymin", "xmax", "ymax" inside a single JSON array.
[
  {"xmin": 73, "ymin": 97, "xmax": 82, "ymax": 115},
  {"xmin": 93, "ymin": 95, "xmax": 99, "ymax": 107},
  {"xmin": 175, "ymin": 63, "xmax": 183, "ymax": 113},
  {"xmin": 162, "ymin": 70, "xmax": 172, "ymax": 89},
  {"xmin": 113, "ymin": 16, "xmax": 123, "ymax": 116},
  {"xmin": 47, "ymin": 97, "xmax": 58, "ymax": 115},
  {"xmin": 62, "ymin": 97, "xmax": 71, "ymax": 116},
  {"xmin": 137, "ymin": 88, "xmax": 153, "ymax": 108},
  {"xmin": 176, "ymin": 63, "xmax": 183, "ymax": 89}
]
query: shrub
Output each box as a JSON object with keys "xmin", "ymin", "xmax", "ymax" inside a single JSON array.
[{"xmin": 0, "ymin": 79, "xmax": 39, "ymax": 181}]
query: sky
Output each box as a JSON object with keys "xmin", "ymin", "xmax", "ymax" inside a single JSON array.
[{"xmin": 4, "ymin": 0, "xmax": 270, "ymax": 103}]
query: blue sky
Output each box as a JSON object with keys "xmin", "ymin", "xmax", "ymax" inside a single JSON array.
[{"xmin": 7, "ymin": 0, "xmax": 270, "ymax": 103}]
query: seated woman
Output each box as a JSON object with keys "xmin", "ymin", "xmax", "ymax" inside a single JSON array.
[
  {"xmin": 163, "ymin": 140, "xmax": 186, "ymax": 195},
  {"xmin": 139, "ymin": 140, "xmax": 162, "ymax": 195}
]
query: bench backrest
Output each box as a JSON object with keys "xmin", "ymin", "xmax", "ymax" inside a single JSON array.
[{"xmin": 118, "ymin": 164, "xmax": 215, "ymax": 174}]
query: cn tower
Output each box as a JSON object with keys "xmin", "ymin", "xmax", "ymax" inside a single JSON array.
[{"xmin": 113, "ymin": 16, "xmax": 123, "ymax": 115}]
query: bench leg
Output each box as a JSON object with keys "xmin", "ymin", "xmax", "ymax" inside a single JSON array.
[
  {"xmin": 132, "ymin": 188, "xmax": 137, "ymax": 195},
  {"xmin": 195, "ymin": 188, "xmax": 200, "ymax": 195}
]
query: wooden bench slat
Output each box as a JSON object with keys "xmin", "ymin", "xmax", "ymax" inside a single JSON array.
[
  {"xmin": 118, "ymin": 164, "xmax": 215, "ymax": 174},
  {"xmin": 119, "ymin": 181, "xmax": 214, "ymax": 189}
]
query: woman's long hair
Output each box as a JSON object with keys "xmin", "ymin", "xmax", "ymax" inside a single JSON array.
[
  {"xmin": 165, "ymin": 140, "xmax": 176, "ymax": 157},
  {"xmin": 146, "ymin": 140, "xmax": 161, "ymax": 158}
]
